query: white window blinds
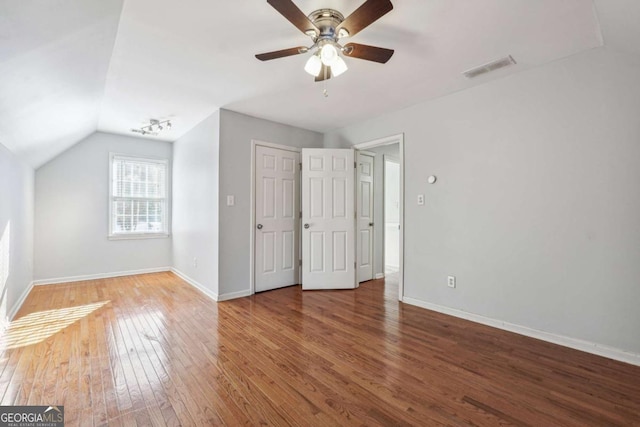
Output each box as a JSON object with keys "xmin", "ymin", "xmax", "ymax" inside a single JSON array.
[{"xmin": 109, "ymin": 155, "xmax": 169, "ymax": 237}]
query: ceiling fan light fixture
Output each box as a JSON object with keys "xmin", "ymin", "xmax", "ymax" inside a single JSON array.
[
  {"xmin": 320, "ymin": 43, "xmax": 339, "ymax": 66},
  {"xmin": 331, "ymin": 57, "xmax": 348, "ymax": 77},
  {"xmin": 304, "ymin": 54, "xmax": 322, "ymax": 76},
  {"xmin": 255, "ymin": 1, "xmax": 395, "ymax": 82}
]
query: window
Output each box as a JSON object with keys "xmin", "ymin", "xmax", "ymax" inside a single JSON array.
[{"xmin": 109, "ymin": 154, "xmax": 169, "ymax": 239}]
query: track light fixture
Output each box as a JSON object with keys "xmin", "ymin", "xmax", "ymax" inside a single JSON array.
[{"xmin": 131, "ymin": 119, "xmax": 172, "ymax": 136}]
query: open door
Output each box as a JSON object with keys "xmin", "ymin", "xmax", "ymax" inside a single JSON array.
[
  {"xmin": 254, "ymin": 145, "xmax": 300, "ymax": 292},
  {"xmin": 356, "ymin": 151, "xmax": 375, "ymax": 282},
  {"xmin": 301, "ymin": 149, "xmax": 356, "ymax": 290}
]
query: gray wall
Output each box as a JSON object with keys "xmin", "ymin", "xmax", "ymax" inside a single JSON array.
[
  {"xmin": 172, "ymin": 111, "xmax": 220, "ymax": 296},
  {"xmin": 218, "ymin": 109, "xmax": 324, "ymax": 297},
  {"xmin": 35, "ymin": 132, "xmax": 172, "ymax": 281},
  {"xmin": 0, "ymin": 143, "xmax": 34, "ymax": 323},
  {"xmin": 324, "ymin": 47, "xmax": 640, "ymax": 355}
]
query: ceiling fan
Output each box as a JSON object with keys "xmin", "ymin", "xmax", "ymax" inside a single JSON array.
[{"xmin": 255, "ymin": 0, "xmax": 394, "ymax": 81}]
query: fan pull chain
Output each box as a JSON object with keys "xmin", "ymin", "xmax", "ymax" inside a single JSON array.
[{"xmin": 323, "ymin": 66, "xmax": 329, "ymax": 97}]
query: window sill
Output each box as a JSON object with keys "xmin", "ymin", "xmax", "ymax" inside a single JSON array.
[{"xmin": 108, "ymin": 233, "xmax": 170, "ymax": 241}]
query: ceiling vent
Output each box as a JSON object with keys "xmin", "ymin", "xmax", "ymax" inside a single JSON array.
[{"xmin": 462, "ymin": 55, "xmax": 516, "ymax": 79}]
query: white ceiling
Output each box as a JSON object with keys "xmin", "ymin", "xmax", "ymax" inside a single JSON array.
[{"xmin": 1, "ymin": 0, "xmax": 639, "ymax": 168}]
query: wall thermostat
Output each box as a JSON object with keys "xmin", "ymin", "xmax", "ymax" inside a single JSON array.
[{"xmin": 427, "ymin": 175, "xmax": 437, "ymax": 184}]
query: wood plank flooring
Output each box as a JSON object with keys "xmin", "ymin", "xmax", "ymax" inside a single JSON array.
[{"xmin": 1, "ymin": 272, "xmax": 639, "ymax": 426}]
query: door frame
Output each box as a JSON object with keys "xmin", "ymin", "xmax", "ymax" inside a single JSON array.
[
  {"xmin": 353, "ymin": 134, "xmax": 405, "ymax": 301},
  {"xmin": 250, "ymin": 139, "xmax": 302, "ymax": 295}
]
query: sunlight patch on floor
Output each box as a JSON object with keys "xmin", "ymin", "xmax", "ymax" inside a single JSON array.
[{"xmin": 0, "ymin": 300, "xmax": 110, "ymax": 349}]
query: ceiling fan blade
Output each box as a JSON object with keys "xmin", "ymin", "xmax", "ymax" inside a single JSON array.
[
  {"xmin": 336, "ymin": 0, "xmax": 393, "ymax": 38},
  {"xmin": 343, "ymin": 43, "xmax": 394, "ymax": 63},
  {"xmin": 315, "ymin": 65, "xmax": 332, "ymax": 82},
  {"xmin": 255, "ymin": 47, "xmax": 307, "ymax": 61},
  {"xmin": 267, "ymin": 0, "xmax": 319, "ymax": 35}
]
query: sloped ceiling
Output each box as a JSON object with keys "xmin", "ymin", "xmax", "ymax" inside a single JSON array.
[
  {"xmin": 593, "ymin": 0, "xmax": 640, "ymax": 57},
  {"xmin": 0, "ymin": 1, "xmax": 638, "ymax": 168},
  {"xmin": 0, "ymin": 0, "xmax": 123, "ymax": 168}
]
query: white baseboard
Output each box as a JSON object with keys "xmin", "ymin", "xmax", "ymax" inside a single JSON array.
[
  {"xmin": 218, "ymin": 289, "xmax": 252, "ymax": 302},
  {"xmin": 375, "ymin": 273, "xmax": 385, "ymax": 280},
  {"xmin": 170, "ymin": 268, "xmax": 219, "ymax": 302},
  {"xmin": 32, "ymin": 267, "xmax": 172, "ymax": 286},
  {"xmin": 6, "ymin": 281, "xmax": 34, "ymax": 322},
  {"xmin": 169, "ymin": 269, "xmax": 251, "ymax": 302},
  {"xmin": 402, "ymin": 296, "xmax": 640, "ymax": 367},
  {"xmin": 30, "ymin": 266, "xmax": 250, "ymax": 306}
]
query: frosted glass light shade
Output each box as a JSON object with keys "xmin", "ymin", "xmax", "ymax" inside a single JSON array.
[
  {"xmin": 331, "ymin": 57, "xmax": 348, "ymax": 77},
  {"xmin": 304, "ymin": 55, "xmax": 322, "ymax": 76},
  {"xmin": 320, "ymin": 44, "xmax": 338, "ymax": 66}
]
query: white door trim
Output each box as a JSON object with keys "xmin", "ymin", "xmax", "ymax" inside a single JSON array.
[
  {"xmin": 250, "ymin": 140, "xmax": 302, "ymax": 295},
  {"xmin": 358, "ymin": 150, "xmax": 376, "ymax": 157},
  {"xmin": 353, "ymin": 134, "xmax": 405, "ymax": 302}
]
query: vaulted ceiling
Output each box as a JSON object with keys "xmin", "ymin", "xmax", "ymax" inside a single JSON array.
[{"xmin": 1, "ymin": 1, "xmax": 638, "ymax": 168}]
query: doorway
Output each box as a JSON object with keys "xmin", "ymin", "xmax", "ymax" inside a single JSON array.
[
  {"xmin": 250, "ymin": 135, "xmax": 404, "ymax": 301},
  {"xmin": 384, "ymin": 156, "xmax": 400, "ymax": 276},
  {"xmin": 354, "ymin": 134, "xmax": 404, "ymax": 301}
]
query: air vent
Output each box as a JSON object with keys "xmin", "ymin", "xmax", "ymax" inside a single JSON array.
[{"xmin": 462, "ymin": 55, "xmax": 516, "ymax": 79}]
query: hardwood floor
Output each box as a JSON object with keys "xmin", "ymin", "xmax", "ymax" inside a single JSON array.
[{"xmin": 1, "ymin": 272, "xmax": 639, "ymax": 426}]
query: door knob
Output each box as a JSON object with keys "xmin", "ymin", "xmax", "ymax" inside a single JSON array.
[
  {"xmin": 257, "ymin": 224, "xmax": 263, "ymax": 230},
  {"xmin": 369, "ymin": 222, "xmax": 374, "ymax": 227},
  {"xmin": 304, "ymin": 223, "xmax": 310, "ymax": 229}
]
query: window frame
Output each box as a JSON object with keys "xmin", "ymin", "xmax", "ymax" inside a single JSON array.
[{"xmin": 108, "ymin": 153, "xmax": 171, "ymax": 240}]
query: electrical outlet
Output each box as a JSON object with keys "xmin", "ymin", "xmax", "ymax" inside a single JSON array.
[
  {"xmin": 417, "ymin": 194, "xmax": 425, "ymax": 205},
  {"xmin": 447, "ymin": 275, "xmax": 456, "ymax": 288},
  {"xmin": 193, "ymin": 257, "xmax": 198, "ymax": 268}
]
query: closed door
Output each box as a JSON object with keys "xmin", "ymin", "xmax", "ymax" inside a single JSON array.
[
  {"xmin": 255, "ymin": 145, "xmax": 300, "ymax": 292},
  {"xmin": 357, "ymin": 152, "xmax": 375, "ymax": 282},
  {"xmin": 301, "ymin": 149, "xmax": 356, "ymax": 290}
]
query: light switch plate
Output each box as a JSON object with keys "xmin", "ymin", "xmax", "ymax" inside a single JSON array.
[
  {"xmin": 448, "ymin": 276, "xmax": 456, "ymax": 288},
  {"xmin": 226, "ymin": 195, "xmax": 235, "ymax": 206}
]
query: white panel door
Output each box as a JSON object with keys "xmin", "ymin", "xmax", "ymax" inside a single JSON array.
[
  {"xmin": 357, "ymin": 152, "xmax": 375, "ymax": 282},
  {"xmin": 255, "ymin": 145, "xmax": 300, "ymax": 292},
  {"xmin": 302, "ymin": 149, "xmax": 356, "ymax": 290}
]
